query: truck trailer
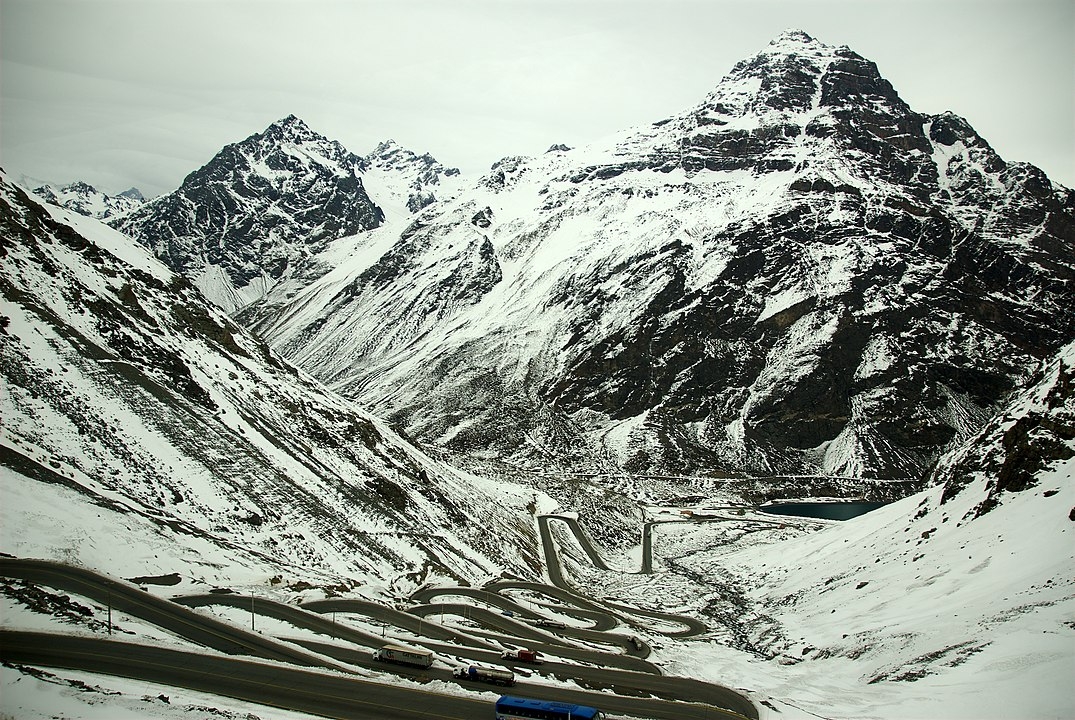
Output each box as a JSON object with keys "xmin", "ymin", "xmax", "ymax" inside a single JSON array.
[
  {"xmin": 372, "ymin": 644, "xmax": 434, "ymax": 668},
  {"xmin": 453, "ymin": 665, "xmax": 515, "ymax": 686}
]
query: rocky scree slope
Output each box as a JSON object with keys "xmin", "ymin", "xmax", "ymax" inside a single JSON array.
[
  {"xmin": 0, "ymin": 171, "xmax": 541, "ymax": 592},
  {"xmin": 111, "ymin": 115, "xmax": 385, "ymax": 314},
  {"xmin": 244, "ymin": 31, "xmax": 1075, "ymax": 486}
]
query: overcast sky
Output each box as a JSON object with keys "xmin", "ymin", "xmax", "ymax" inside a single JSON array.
[{"xmin": 2, "ymin": 0, "xmax": 1072, "ymax": 197}]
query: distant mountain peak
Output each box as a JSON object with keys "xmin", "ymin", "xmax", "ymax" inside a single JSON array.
[
  {"xmin": 769, "ymin": 28, "xmax": 819, "ymax": 46},
  {"xmin": 359, "ymin": 138, "xmax": 462, "ymax": 213},
  {"xmin": 365, "ymin": 138, "xmax": 455, "ymax": 171},
  {"xmin": 31, "ymin": 179, "xmax": 145, "ymax": 220},
  {"xmin": 66, "ymin": 180, "xmax": 98, "ymax": 193},
  {"xmin": 268, "ymin": 113, "xmax": 311, "ymax": 132},
  {"xmin": 240, "ymin": 31, "xmax": 1075, "ymax": 485},
  {"xmin": 370, "ymin": 138, "xmax": 404, "ymax": 153}
]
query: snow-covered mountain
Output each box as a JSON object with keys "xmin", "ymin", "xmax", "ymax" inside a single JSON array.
[
  {"xmin": 111, "ymin": 115, "xmax": 386, "ymax": 314},
  {"xmin": 0, "ymin": 170, "xmax": 539, "ymax": 592},
  {"xmin": 690, "ymin": 339, "xmax": 1074, "ymax": 718},
  {"xmin": 31, "ymin": 181, "xmax": 145, "ymax": 220},
  {"xmin": 238, "ymin": 31, "xmax": 1074, "ymax": 484},
  {"xmin": 362, "ymin": 138, "xmax": 463, "ymax": 219}
]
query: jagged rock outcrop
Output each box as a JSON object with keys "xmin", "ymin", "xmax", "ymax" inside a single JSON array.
[
  {"xmin": 933, "ymin": 340, "xmax": 1074, "ymax": 518},
  {"xmin": 363, "ymin": 139, "xmax": 461, "ymax": 214}
]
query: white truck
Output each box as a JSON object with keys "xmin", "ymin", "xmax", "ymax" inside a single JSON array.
[
  {"xmin": 372, "ymin": 644, "xmax": 434, "ymax": 668},
  {"xmin": 453, "ymin": 664, "xmax": 516, "ymax": 686}
]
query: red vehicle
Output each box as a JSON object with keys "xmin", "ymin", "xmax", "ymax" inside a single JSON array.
[{"xmin": 501, "ymin": 649, "xmax": 542, "ymax": 664}]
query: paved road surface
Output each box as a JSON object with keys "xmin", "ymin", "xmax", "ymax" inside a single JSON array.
[
  {"xmin": 0, "ymin": 630, "xmax": 487, "ymax": 720},
  {"xmin": 0, "ymin": 558, "xmax": 337, "ymax": 669},
  {"xmin": 2, "ymin": 512, "xmax": 761, "ymax": 720},
  {"xmin": 302, "ymin": 597, "xmax": 501, "ymax": 649},
  {"xmin": 1, "ymin": 630, "xmax": 755, "ymax": 720}
]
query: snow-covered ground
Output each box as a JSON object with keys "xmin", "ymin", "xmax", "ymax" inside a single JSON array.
[
  {"xmin": 3, "ymin": 441, "xmax": 1072, "ymax": 720},
  {"xmin": 548, "ymin": 480, "xmax": 1073, "ymax": 719}
]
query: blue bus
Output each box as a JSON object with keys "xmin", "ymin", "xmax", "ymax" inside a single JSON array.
[{"xmin": 495, "ymin": 695, "xmax": 603, "ymax": 720}]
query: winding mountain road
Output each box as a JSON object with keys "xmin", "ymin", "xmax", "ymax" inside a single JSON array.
[
  {"xmin": 2, "ymin": 506, "xmax": 761, "ymax": 720},
  {"xmin": 1, "ymin": 627, "xmax": 752, "ymax": 720},
  {"xmin": 0, "ymin": 558, "xmax": 338, "ymax": 669}
]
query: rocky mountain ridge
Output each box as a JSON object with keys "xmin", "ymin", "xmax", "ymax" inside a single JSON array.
[
  {"xmin": 362, "ymin": 138, "xmax": 462, "ymax": 216},
  {"xmin": 701, "ymin": 338, "xmax": 1074, "ymax": 718},
  {"xmin": 239, "ymin": 30, "xmax": 1074, "ymax": 487}
]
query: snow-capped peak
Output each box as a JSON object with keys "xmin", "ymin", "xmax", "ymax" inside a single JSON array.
[
  {"xmin": 264, "ymin": 113, "xmax": 316, "ymax": 141},
  {"xmin": 118, "ymin": 186, "xmax": 146, "ymax": 202},
  {"xmin": 360, "ymin": 138, "xmax": 463, "ymax": 216},
  {"xmin": 767, "ymin": 28, "xmax": 821, "ymax": 49},
  {"xmin": 31, "ymin": 180, "xmax": 146, "ymax": 220},
  {"xmin": 238, "ymin": 32, "xmax": 1074, "ymax": 487}
]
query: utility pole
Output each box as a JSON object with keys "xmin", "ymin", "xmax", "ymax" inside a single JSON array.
[
  {"xmin": 107, "ymin": 591, "xmax": 112, "ymax": 636},
  {"xmin": 250, "ymin": 591, "xmax": 255, "ymax": 631}
]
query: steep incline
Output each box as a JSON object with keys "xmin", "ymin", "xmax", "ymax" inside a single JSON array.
[{"xmin": 705, "ymin": 340, "xmax": 1074, "ymax": 718}]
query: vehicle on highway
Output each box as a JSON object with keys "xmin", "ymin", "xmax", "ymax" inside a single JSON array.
[
  {"xmin": 534, "ymin": 618, "xmax": 566, "ymax": 628},
  {"xmin": 495, "ymin": 695, "xmax": 603, "ymax": 720},
  {"xmin": 372, "ymin": 644, "xmax": 434, "ymax": 668},
  {"xmin": 501, "ymin": 649, "xmax": 542, "ymax": 664},
  {"xmin": 452, "ymin": 664, "xmax": 515, "ymax": 686}
]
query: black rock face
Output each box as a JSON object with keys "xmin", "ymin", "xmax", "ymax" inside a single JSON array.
[
  {"xmin": 935, "ymin": 342, "xmax": 1074, "ymax": 516},
  {"xmin": 538, "ymin": 130, "xmax": 1073, "ymax": 478},
  {"xmin": 112, "ymin": 115, "xmax": 384, "ymax": 310}
]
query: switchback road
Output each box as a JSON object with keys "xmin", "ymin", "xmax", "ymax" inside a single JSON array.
[
  {"xmin": 1, "ymin": 630, "xmax": 486, "ymax": 720},
  {"xmin": 2, "ymin": 509, "xmax": 761, "ymax": 720}
]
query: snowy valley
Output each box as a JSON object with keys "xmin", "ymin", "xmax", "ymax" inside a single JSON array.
[{"xmin": 1, "ymin": 29, "xmax": 1073, "ymax": 720}]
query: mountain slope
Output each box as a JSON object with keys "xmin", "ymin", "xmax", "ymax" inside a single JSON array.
[
  {"xmin": 0, "ymin": 171, "xmax": 540, "ymax": 592},
  {"xmin": 242, "ymin": 31, "xmax": 1075, "ymax": 484},
  {"xmin": 111, "ymin": 115, "xmax": 385, "ymax": 313}
]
